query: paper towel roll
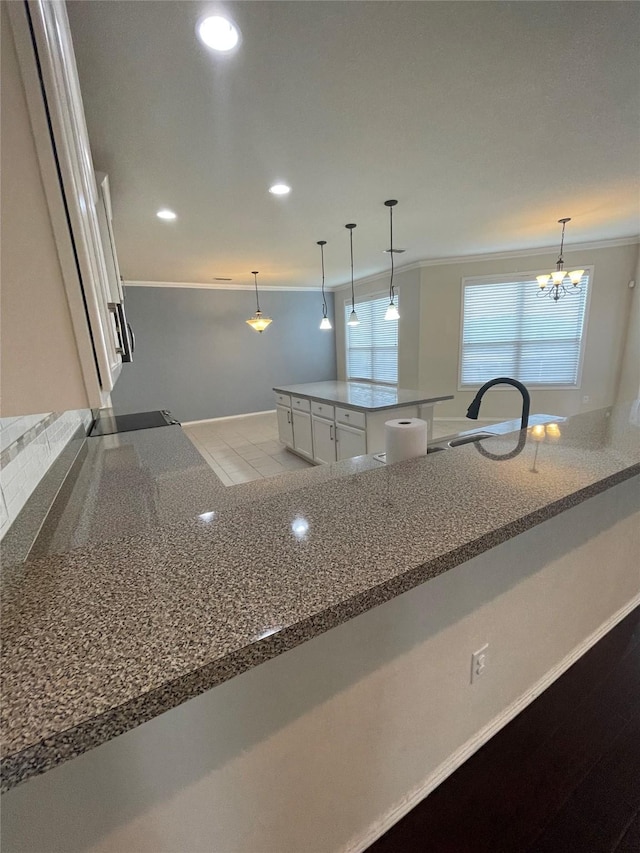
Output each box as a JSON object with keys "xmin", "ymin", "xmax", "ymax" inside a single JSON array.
[{"xmin": 385, "ymin": 418, "xmax": 428, "ymax": 464}]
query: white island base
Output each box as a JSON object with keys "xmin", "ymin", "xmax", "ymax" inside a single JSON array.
[{"xmin": 273, "ymin": 381, "xmax": 453, "ymax": 464}]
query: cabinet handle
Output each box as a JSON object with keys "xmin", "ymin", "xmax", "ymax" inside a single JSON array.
[
  {"xmin": 287, "ymin": 410, "xmax": 291, "ymax": 424},
  {"xmin": 329, "ymin": 425, "xmax": 333, "ymax": 441}
]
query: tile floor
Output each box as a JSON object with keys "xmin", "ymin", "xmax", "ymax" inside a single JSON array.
[
  {"xmin": 184, "ymin": 413, "xmax": 476, "ymax": 487},
  {"xmin": 183, "ymin": 412, "xmax": 313, "ymax": 486}
]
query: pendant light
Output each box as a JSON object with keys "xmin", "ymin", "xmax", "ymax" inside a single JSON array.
[
  {"xmin": 317, "ymin": 240, "xmax": 332, "ymax": 329},
  {"xmin": 536, "ymin": 218, "xmax": 585, "ymax": 303},
  {"xmin": 346, "ymin": 223, "xmax": 359, "ymax": 326},
  {"xmin": 384, "ymin": 199, "xmax": 400, "ymax": 320},
  {"xmin": 245, "ymin": 271, "xmax": 272, "ymax": 332}
]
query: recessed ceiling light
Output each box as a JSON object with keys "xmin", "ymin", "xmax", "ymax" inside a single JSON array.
[
  {"xmin": 156, "ymin": 209, "xmax": 177, "ymax": 221},
  {"xmin": 197, "ymin": 15, "xmax": 240, "ymax": 52},
  {"xmin": 269, "ymin": 184, "xmax": 291, "ymax": 196}
]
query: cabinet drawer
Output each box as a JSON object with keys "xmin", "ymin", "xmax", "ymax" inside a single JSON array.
[
  {"xmin": 311, "ymin": 400, "xmax": 335, "ymax": 420},
  {"xmin": 335, "ymin": 406, "xmax": 366, "ymax": 429},
  {"xmin": 292, "ymin": 396, "xmax": 311, "ymax": 412},
  {"xmin": 274, "ymin": 392, "xmax": 291, "ymax": 407}
]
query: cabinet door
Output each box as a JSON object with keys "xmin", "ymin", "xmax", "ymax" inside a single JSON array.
[
  {"xmin": 8, "ymin": 0, "xmax": 122, "ymax": 398},
  {"xmin": 312, "ymin": 415, "xmax": 336, "ymax": 464},
  {"xmin": 336, "ymin": 423, "xmax": 367, "ymax": 461},
  {"xmin": 292, "ymin": 410, "xmax": 313, "ymax": 459},
  {"xmin": 276, "ymin": 405, "xmax": 293, "ymax": 448}
]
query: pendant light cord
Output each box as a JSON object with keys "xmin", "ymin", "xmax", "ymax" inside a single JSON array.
[
  {"xmin": 389, "ymin": 204, "xmax": 395, "ymax": 304},
  {"xmin": 349, "ymin": 228, "xmax": 355, "ymax": 311},
  {"xmin": 253, "ymin": 272, "xmax": 261, "ymax": 313},
  {"xmin": 320, "ymin": 242, "xmax": 327, "ymax": 316}
]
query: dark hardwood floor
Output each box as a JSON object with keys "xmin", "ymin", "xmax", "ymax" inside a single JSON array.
[{"xmin": 368, "ymin": 606, "xmax": 640, "ymax": 853}]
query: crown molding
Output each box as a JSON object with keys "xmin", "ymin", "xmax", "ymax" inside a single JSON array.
[
  {"xmin": 329, "ymin": 235, "xmax": 640, "ymax": 291},
  {"xmin": 125, "ymin": 235, "xmax": 638, "ymax": 294},
  {"xmin": 125, "ymin": 280, "xmax": 323, "ymax": 292}
]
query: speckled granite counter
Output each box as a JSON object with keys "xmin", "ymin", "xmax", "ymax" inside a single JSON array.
[
  {"xmin": 2, "ymin": 404, "xmax": 639, "ymax": 791},
  {"xmin": 273, "ymin": 380, "xmax": 453, "ymax": 410},
  {"xmin": 23, "ymin": 426, "xmax": 383, "ymax": 559}
]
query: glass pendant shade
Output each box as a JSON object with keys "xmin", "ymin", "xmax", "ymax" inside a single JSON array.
[
  {"xmin": 537, "ymin": 274, "xmax": 551, "ymax": 289},
  {"xmin": 551, "ymin": 270, "xmax": 566, "ymax": 284},
  {"xmin": 246, "ymin": 312, "xmax": 272, "ymax": 333},
  {"xmin": 384, "ymin": 301, "xmax": 400, "ymax": 321},
  {"xmin": 348, "ymin": 310, "xmax": 360, "ymax": 326},
  {"xmin": 569, "ymin": 270, "xmax": 584, "ymax": 285},
  {"xmin": 320, "ymin": 316, "xmax": 332, "ymax": 330},
  {"xmin": 246, "ymin": 271, "xmax": 272, "ymax": 332}
]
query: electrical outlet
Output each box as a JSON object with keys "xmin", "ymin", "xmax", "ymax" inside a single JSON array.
[
  {"xmin": 582, "ymin": 395, "xmax": 591, "ymax": 404},
  {"xmin": 471, "ymin": 644, "xmax": 489, "ymax": 684}
]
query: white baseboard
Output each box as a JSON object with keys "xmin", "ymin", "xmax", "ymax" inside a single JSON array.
[
  {"xmin": 181, "ymin": 410, "xmax": 276, "ymax": 427},
  {"xmin": 342, "ymin": 593, "xmax": 640, "ymax": 853}
]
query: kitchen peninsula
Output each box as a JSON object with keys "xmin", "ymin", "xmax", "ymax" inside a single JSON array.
[
  {"xmin": 1, "ymin": 404, "xmax": 639, "ymax": 853},
  {"xmin": 273, "ymin": 380, "xmax": 453, "ymax": 463}
]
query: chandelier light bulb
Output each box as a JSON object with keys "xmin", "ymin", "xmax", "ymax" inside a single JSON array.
[{"xmin": 320, "ymin": 316, "xmax": 332, "ymax": 330}]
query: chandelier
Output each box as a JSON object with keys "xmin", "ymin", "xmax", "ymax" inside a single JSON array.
[
  {"xmin": 536, "ymin": 218, "xmax": 584, "ymax": 302},
  {"xmin": 245, "ymin": 271, "xmax": 272, "ymax": 332}
]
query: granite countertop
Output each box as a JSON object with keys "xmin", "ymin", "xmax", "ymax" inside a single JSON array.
[
  {"xmin": 2, "ymin": 403, "xmax": 639, "ymax": 792},
  {"xmin": 273, "ymin": 380, "xmax": 453, "ymax": 411}
]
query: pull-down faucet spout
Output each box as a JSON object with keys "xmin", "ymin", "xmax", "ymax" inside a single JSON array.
[{"xmin": 466, "ymin": 377, "xmax": 530, "ymax": 431}]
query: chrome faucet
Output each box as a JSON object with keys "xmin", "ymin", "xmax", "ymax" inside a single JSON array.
[{"xmin": 466, "ymin": 377, "xmax": 531, "ymax": 430}]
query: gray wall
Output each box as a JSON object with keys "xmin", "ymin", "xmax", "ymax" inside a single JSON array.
[{"xmin": 111, "ymin": 287, "xmax": 337, "ymax": 422}]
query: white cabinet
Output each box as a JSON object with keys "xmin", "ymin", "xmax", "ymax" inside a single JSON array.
[
  {"xmin": 292, "ymin": 410, "xmax": 313, "ymax": 459},
  {"xmin": 1, "ymin": 1, "xmax": 124, "ymax": 416},
  {"xmin": 275, "ymin": 389, "xmax": 435, "ymax": 466},
  {"xmin": 336, "ymin": 423, "xmax": 367, "ymax": 460},
  {"xmin": 312, "ymin": 416, "xmax": 336, "ymax": 464},
  {"xmin": 276, "ymin": 405, "xmax": 293, "ymax": 448}
]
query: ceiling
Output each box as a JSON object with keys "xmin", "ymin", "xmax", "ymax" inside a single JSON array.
[{"xmin": 67, "ymin": 1, "xmax": 640, "ymax": 290}]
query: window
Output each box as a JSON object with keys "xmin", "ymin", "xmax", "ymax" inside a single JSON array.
[
  {"xmin": 460, "ymin": 270, "xmax": 590, "ymax": 388},
  {"xmin": 345, "ymin": 293, "xmax": 399, "ymax": 384}
]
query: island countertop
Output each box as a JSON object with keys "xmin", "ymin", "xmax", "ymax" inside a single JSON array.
[
  {"xmin": 1, "ymin": 403, "xmax": 639, "ymax": 792},
  {"xmin": 272, "ymin": 380, "xmax": 453, "ymax": 411}
]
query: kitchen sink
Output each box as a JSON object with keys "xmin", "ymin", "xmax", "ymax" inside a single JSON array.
[{"xmin": 447, "ymin": 432, "xmax": 495, "ymax": 448}]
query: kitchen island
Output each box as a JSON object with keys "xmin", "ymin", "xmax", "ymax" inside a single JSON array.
[
  {"xmin": 1, "ymin": 403, "xmax": 639, "ymax": 853},
  {"xmin": 273, "ymin": 380, "xmax": 453, "ymax": 463}
]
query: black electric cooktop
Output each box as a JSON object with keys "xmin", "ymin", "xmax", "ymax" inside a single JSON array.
[{"xmin": 89, "ymin": 410, "xmax": 180, "ymax": 436}]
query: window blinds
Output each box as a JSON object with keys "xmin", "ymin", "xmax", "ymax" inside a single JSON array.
[
  {"xmin": 460, "ymin": 273, "xmax": 589, "ymax": 387},
  {"xmin": 346, "ymin": 294, "xmax": 399, "ymax": 384}
]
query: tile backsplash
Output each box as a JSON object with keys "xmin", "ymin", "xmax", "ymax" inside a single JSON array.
[{"xmin": 0, "ymin": 410, "xmax": 92, "ymax": 540}]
